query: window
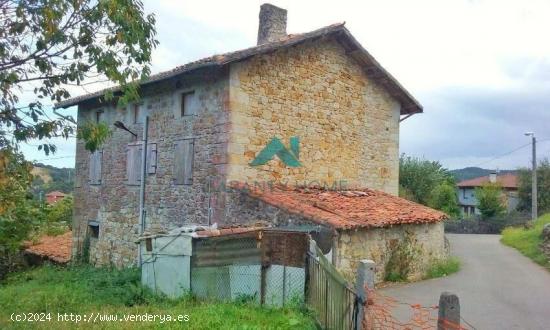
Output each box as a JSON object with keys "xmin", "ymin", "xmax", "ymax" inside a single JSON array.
[
  {"xmin": 145, "ymin": 238, "xmax": 153, "ymax": 252},
  {"xmin": 95, "ymin": 110, "xmax": 104, "ymax": 123},
  {"xmin": 174, "ymin": 139, "xmax": 194, "ymax": 185},
  {"xmin": 181, "ymin": 91, "xmax": 197, "ymax": 116},
  {"xmin": 126, "ymin": 143, "xmax": 157, "ymax": 185},
  {"xmin": 133, "ymin": 104, "xmax": 142, "ymax": 124},
  {"xmin": 463, "ymin": 189, "xmax": 467, "ymax": 199},
  {"xmin": 89, "ymin": 151, "xmax": 102, "ymax": 185},
  {"xmin": 88, "ymin": 221, "xmax": 99, "ymax": 238}
]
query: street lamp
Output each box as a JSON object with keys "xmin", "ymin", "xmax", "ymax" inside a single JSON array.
[
  {"xmin": 114, "ymin": 118, "xmax": 148, "ymax": 266},
  {"xmin": 114, "ymin": 121, "xmax": 137, "ymax": 138},
  {"xmin": 525, "ymin": 132, "xmax": 537, "ymax": 220}
]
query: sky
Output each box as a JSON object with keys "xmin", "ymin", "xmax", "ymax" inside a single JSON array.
[{"xmin": 16, "ymin": 0, "xmax": 550, "ymax": 170}]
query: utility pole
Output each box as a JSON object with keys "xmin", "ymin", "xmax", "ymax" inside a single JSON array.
[
  {"xmin": 138, "ymin": 116, "xmax": 148, "ymax": 266},
  {"xmin": 525, "ymin": 132, "xmax": 537, "ymax": 220}
]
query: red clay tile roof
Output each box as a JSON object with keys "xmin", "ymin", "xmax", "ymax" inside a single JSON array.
[
  {"xmin": 55, "ymin": 23, "xmax": 422, "ymax": 114},
  {"xmin": 231, "ymin": 183, "xmax": 447, "ymax": 230},
  {"xmin": 45, "ymin": 191, "xmax": 66, "ymax": 197},
  {"xmin": 457, "ymin": 173, "xmax": 518, "ymax": 189},
  {"xmin": 24, "ymin": 231, "xmax": 72, "ymax": 263}
]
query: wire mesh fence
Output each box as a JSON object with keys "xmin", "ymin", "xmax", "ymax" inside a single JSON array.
[{"xmin": 189, "ymin": 229, "xmax": 308, "ymax": 306}]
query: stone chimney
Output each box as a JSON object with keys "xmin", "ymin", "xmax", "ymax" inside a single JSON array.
[
  {"xmin": 257, "ymin": 3, "xmax": 287, "ymax": 45},
  {"xmin": 489, "ymin": 172, "xmax": 497, "ymax": 183}
]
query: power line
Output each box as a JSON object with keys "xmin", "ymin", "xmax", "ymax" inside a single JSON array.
[
  {"xmin": 471, "ymin": 138, "xmax": 550, "ymax": 168},
  {"xmin": 32, "ymin": 155, "xmax": 75, "ymax": 162}
]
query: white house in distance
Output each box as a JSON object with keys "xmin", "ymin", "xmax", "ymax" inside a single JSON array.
[{"xmin": 457, "ymin": 172, "xmax": 519, "ymax": 217}]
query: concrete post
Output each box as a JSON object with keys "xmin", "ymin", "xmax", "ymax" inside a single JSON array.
[
  {"xmin": 355, "ymin": 260, "xmax": 375, "ymax": 330},
  {"xmin": 438, "ymin": 292, "xmax": 460, "ymax": 330}
]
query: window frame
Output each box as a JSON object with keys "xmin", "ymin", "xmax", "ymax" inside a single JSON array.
[{"xmin": 180, "ymin": 90, "xmax": 196, "ymax": 117}]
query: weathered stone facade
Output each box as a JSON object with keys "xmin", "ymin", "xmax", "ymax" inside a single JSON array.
[
  {"xmin": 73, "ymin": 69, "xmax": 231, "ymax": 266},
  {"xmin": 336, "ymin": 223, "xmax": 446, "ymax": 283},
  {"xmin": 227, "ymin": 37, "xmax": 401, "ymax": 195}
]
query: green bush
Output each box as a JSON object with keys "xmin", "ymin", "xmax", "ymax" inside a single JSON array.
[
  {"xmin": 424, "ymin": 257, "xmax": 461, "ymax": 279},
  {"xmin": 501, "ymin": 214, "xmax": 550, "ymax": 269}
]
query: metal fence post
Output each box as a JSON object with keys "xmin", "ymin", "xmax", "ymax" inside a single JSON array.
[
  {"xmin": 438, "ymin": 291, "xmax": 460, "ymax": 330},
  {"xmin": 355, "ymin": 259, "xmax": 375, "ymax": 330}
]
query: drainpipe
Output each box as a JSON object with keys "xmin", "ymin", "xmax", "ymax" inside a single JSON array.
[{"xmin": 138, "ymin": 116, "xmax": 148, "ymax": 266}]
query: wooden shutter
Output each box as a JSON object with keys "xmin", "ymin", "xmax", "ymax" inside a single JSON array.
[
  {"xmin": 127, "ymin": 143, "xmax": 157, "ymax": 184},
  {"xmin": 89, "ymin": 151, "xmax": 102, "ymax": 185},
  {"xmin": 147, "ymin": 143, "xmax": 157, "ymax": 174},
  {"xmin": 174, "ymin": 139, "xmax": 194, "ymax": 185},
  {"xmin": 126, "ymin": 143, "xmax": 142, "ymax": 185}
]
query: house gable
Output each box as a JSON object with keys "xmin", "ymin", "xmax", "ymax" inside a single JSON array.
[{"xmin": 227, "ymin": 36, "xmax": 401, "ymax": 194}]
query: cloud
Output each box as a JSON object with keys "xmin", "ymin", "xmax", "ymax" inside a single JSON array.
[{"xmin": 12, "ymin": 0, "xmax": 550, "ymax": 170}]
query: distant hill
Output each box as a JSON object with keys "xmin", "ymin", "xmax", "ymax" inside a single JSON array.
[
  {"xmin": 450, "ymin": 167, "xmax": 517, "ymax": 182},
  {"xmin": 31, "ymin": 163, "xmax": 74, "ymax": 197}
]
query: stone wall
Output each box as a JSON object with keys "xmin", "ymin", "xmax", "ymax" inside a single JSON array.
[
  {"xmin": 336, "ymin": 222, "xmax": 446, "ymax": 283},
  {"xmin": 72, "ymin": 69, "xmax": 230, "ymax": 266},
  {"xmin": 227, "ymin": 37, "xmax": 401, "ymax": 195}
]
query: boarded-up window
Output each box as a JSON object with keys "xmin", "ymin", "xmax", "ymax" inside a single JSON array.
[
  {"xmin": 174, "ymin": 139, "xmax": 194, "ymax": 185},
  {"xmin": 133, "ymin": 104, "xmax": 143, "ymax": 124},
  {"xmin": 89, "ymin": 151, "xmax": 102, "ymax": 185},
  {"xmin": 181, "ymin": 91, "xmax": 197, "ymax": 116},
  {"xmin": 126, "ymin": 143, "xmax": 157, "ymax": 185}
]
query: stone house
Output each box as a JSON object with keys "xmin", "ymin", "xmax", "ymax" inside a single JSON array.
[
  {"xmin": 457, "ymin": 172, "xmax": 519, "ymax": 217},
  {"xmin": 56, "ymin": 4, "xmax": 447, "ymax": 281}
]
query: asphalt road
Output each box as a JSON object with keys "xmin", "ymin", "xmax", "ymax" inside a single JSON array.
[{"xmin": 380, "ymin": 234, "xmax": 550, "ymax": 330}]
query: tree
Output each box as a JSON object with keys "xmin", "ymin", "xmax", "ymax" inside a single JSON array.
[
  {"xmin": 1, "ymin": 0, "xmax": 157, "ymax": 152},
  {"xmin": 428, "ymin": 182, "xmax": 461, "ymax": 218},
  {"xmin": 0, "ymin": 144, "xmax": 37, "ymax": 278},
  {"xmin": 475, "ymin": 183, "xmax": 506, "ymax": 219},
  {"xmin": 518, "ymin": 158, "xmax": 550, "ymax": 214},
  {"xmin": 399, "ymin": 154, "xmax": 456, "ymax": 202}
]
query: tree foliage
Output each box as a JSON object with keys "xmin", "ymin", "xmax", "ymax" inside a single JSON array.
[
  {"xmin": 399, "ymin": 154, "xmax": 459, "ymax": 217},
  {"xmin": 518, "ymin": 158, "xmax": 550, "ymax": 214},
  {"xmin": 0, "ymin": 145, "xmax": 36, "ymax": 277},
  {"xmin": 428, "ymin": 182, "xmax": 461, "ymax": 218},
  {"xmin": 0, "ymin": 0, "xmax": 157, "ymax": 152},
  {"xmin": 475, "ymin": 183, "xmax": 506, "ymax": 219}
]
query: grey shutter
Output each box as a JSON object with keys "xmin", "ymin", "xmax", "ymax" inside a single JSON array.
[
  {"xmin": 126, "ymin": 144, "xmax": 142, "ymax": 185},
  {"xmin": 89, "ymin": 151, "xmax": 102, "ymax": 185},
  {"xmin": 147, "ymin": 143, "xmax": 157, "ymax": 174},
  {"xmin": 174, "ymin": 139, "xmax": 194, "ymax": 185},
  {"xmin": 127, "ymin": 143, "xmax": 157, "ymax": 184}
]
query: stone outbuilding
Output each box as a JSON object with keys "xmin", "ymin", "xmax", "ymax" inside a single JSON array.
[
  {"xmin": 226, "ymin": 183, "xmax": 447, "ymax": 282},
  {"xmin": 55, "ymin": 3, "xmax": 447, "ymax": 279}
]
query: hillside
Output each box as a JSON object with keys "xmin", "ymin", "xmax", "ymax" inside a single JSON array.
[
  {"xmin": 31, "ymin": 163, "xmax": 74, "ymax": 196},
  {"xmin": 450, "ymin": 167, "xmax": 516, "ymax": 182}
]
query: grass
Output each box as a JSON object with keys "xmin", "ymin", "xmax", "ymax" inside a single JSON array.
[
  {"xmin": 501, "ymin": 213, "xmax": 550, "ymax": 270},
  {"xmin": 0, "ymin": 265, "xmax": 316, "ymax": 329},
  {"xmin": 424, "ymin": 257, "xmax": 461, "ymax": 279}
]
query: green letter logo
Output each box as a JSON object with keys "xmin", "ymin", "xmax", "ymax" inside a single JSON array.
[{"xmin": 249, "ymin": 137, "xmax": 301, "ymax": 167}]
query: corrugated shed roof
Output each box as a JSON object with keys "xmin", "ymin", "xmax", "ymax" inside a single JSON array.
[
  {"xmin": 231, "ymin": 183, "xmax": 447, "ymax": 230},
  {"xmin": 55, "ymin": 23, "xmax": 422, "ymax": 114},
  {"xmin": 457, "ymin": 173, "xmax": 518, "ymax": 189}
]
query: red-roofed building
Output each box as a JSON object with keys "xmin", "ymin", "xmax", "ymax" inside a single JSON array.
[
  {"xmin": 224, "ymin": 183, "xmax": 447, "ymax": 282},
  {"xmin": 45, "ymin": 191, "xmax": 67, "ymax": 205},
  {"xmin": 457, "ymin": 172, "xmax": 519, "ymax": 216}
]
